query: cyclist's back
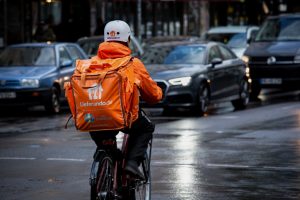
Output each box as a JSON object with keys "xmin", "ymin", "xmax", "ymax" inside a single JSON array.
[{"xmin": 89, "ymin": 20, "xmax": 162, "ymax": 179}]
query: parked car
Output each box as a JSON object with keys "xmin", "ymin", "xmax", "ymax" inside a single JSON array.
[
  {"xmin": 77, "ymin": 35, "xmax": 144, "ymax": 58},
  {"xmin": 0, "ymin": 42, "xmax": 88, "ymax": 113},
  {"xmin": 141, "ymin": 41, "xmax": 250, "ymax": 115},
  {"xmin": 243, "ymin": 13, "xmax": 300, "ymax": 99},
  {"xmin": 202, "ymin": 26, "xmax": 259, "ymax": 57}
]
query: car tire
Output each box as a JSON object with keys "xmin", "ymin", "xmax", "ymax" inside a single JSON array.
[
  {"xmin": 231, "ymin": 79, "xmax": 250, "ymax": 110},
  {"xmin": 194, "ymin": 84, "xmax": 209, "ymax": 116},
  {"xmin": 44, "ymin": 87, "xmax": 60, "ymax": 114}
]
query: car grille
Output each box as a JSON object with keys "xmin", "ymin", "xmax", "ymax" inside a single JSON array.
[
  {"xmin": 250, "ymin": 65, "xmax": 300, "ymax": 79},
  {"xmin": 140, "ymin": 80, "xmax": 168, "ymax": 106},
  {"xmin": 249, "ymin": 55, "xmax": 300, "ymax": 79},
  {"xmin": 0, "ymin": 80, "xmax": 20, "ymax": 87},
  {"xmin": 155, "ymin": 80, "xmax": 168, "ymax": 99},
  {"xmin": 249, "ymin": 56, "xmax": 295, "ymax": 64}
]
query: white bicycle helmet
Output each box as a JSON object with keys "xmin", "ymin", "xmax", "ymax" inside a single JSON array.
[{"xmin": 104, "ymin": 20, "xmax": 131, "ymax": 42}]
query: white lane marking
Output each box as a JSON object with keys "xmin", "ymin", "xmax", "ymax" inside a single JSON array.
[
  {"xmin": 0, "ymin": 157, "xmax": 86, "ymax": 162},
  {"xmin": 207, "ymin": 163, "xmax": 250, "ymax": 169},
  {"xmin": 153, "ymin": 162, "xmax": 300, "ymax": 172},
  {"xmin": 218, "ymin": 116, "xmax": 238, "ymax": 119},
  {"xmin": 262, "ymin": 166, "xmax": 300, "ymax": 171},
  {"xmin": 281, "ymin": 105, "xmax": 296, "ymax": 110},
  {"xmin": 207, "ymin": 163, "xmax": 300, "ymax": 171},
  {"xmin": 0, "ymin": 157, "xmax": 36, "ymax": 160},
  {"xmin": 46, "ymin": 158, "xmax": 86, "ymax": 162},
  {"xmin": 153, "ymin": 161, "xmax": 195, "ymax": 165},
  {"xmin": 29, "ymin": 144, "xmax": 41, "ymax": 148}
]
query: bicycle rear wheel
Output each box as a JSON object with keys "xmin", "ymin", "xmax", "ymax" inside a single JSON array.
[{"xmin": 91, "ymin": 155, "xmax": 114, "ymax": 200}]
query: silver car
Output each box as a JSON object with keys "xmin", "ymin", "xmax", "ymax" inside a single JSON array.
[{"xmin": 202, "ymin": 26, "xmax": 259, "ymax": 58}]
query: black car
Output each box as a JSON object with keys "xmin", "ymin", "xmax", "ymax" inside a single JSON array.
[
  {"xmin": 243, "ymin": 13, "xmax": 300, "ymax": 99},
  {"xmin": 141, "ymin": 41, "xmax": 250, "ymax": 115},
  {"xmin": 0, "ymin": 42, "xmax": 88, "ymax": 113}
]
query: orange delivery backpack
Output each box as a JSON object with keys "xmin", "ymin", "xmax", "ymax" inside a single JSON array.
[{"xmin": 64, "ymin": 56, "xmax": 139, "ymax": 132}]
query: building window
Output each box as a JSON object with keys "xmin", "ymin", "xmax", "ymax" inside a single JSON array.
[{"xmin": 40, "ymin": 0, "xmax": 62, "ymax": 25}]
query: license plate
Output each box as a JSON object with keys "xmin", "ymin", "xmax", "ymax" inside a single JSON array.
[
  {"xmin": 260, "ymin": 78, "xmax": 282, "ymax": 85},
  {"xmin": 0, "ymin": 92, "xmax": 16, "ymax": 99}
]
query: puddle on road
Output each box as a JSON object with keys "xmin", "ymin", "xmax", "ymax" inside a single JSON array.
[
  {"xmin": 154, "ymin": 133, "xmax": 180, "ymax": 139},
  {"xmin": 238, "ymin": 115, "xmax": 300, "ymax": 131}
]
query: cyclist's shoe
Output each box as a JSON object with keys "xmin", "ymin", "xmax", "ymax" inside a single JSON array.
[{"xmin": 125, "ymin": 160, "xmax": 144, "ymax": 180}]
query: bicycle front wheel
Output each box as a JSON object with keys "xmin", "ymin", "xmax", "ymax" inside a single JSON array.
[
  {"xmin": 134, "ymin": 152, "xmax": 151, "ymax": 200},
  {"xmin": 91, "ymin": 156, "xmax": 114, "ymax": 200}
]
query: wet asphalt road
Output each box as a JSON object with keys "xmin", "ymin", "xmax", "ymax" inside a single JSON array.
[{"xmin": 0, "ymin": 89, "xmax": 300, "ymax": 200}]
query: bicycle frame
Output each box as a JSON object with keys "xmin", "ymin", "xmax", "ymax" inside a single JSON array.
[
  {"xmin": 90, "ymin": 132, "xmax": 152, "ymax": 200},
  {"xmin": 114, "ymin": 133, "xmax": 129, "ymax": 195}
]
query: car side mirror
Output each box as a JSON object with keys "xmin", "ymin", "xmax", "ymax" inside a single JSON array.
[
  {"xmin": 60, "ymin": 60, "xmax": 73, "ymax": 68},
  {"xmin": 211, "ymin": 57, "xmax": 223, "ymax": 68}
]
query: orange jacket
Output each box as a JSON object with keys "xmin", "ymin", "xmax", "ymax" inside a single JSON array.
[{"xmin": 95, "ymin": 41, "xmax": 163, "ymax": 105}]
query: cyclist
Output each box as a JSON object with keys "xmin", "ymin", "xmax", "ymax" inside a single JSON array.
[{"xmin": 89, "ymin": 20, "xmax": 162, "ymax": 179}]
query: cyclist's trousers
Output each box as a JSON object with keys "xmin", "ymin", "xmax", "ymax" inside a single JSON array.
[{"xmin": 89, "ymin": 109, "xmax": 154, "ymax": 164}]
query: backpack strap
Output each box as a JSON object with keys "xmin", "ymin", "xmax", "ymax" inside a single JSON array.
[{"xmin": 64, "ymin": 114, "xmax": 73, "ymax": 129}]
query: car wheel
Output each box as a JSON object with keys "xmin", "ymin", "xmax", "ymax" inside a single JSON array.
[
  {"xmin": 232, "ymin": 79, "xmax": 250, "ymax": 110},
  {"xmin": 44, "ymin": 87, "xmax": 60, "ymax": 114},
  {"xmin": 195, "ymin": 84, "xmax": 209, "ymax": 116}
]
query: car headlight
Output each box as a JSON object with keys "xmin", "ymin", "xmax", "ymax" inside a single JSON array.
[
  {"xmin": 21, "ymin": 79, "xmax": 39, "ymax": 88},
  {"xmin": 168, "ymin": 77, "xmax": 191, "ymax": 86},
  {"xmin": 245, "ymin": 66, "xmax": 250, "ymax": 77},
  {"xmin": 242, "ymin": 55, "xmax": 249, "ymax": 64}
]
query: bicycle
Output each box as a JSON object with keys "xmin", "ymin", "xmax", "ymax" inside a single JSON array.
[{"xmin": 89, "ymin": 132, "xmax": 152, "ymax": 200}]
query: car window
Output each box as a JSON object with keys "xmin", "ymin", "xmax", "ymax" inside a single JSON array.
[
  {"xmin": 208, "ymin": 46, "xmax": 222, "ymax": 63},
  {"xmin": 66, "ymin": 45, "xmax": 84, "ymax": 60},
  {"xmin": 0, "ymin": 46, "xmax": 55, "ymax": 66},
  {"xmin": 227, "ymin": 33, "xmax": 247, "ymax": 48},
  {"xmin": 255, "ymin": 17, "xmax": 300, "ymax": 41},
  {"xmin": 164, "ymin": 45, "xmax": 206, "ymax": 64},
  {"xmin": 205, "ymin": 33, "xmax": 237, "ymax": 44},
  {"xmin": 278, "ymin": 20, "xmax": 300, "ymax": 40},
  {"xmin": 59, "ymin": 46, "xmax": 72, "ymax": 65},
  {"xmin": 218, "ymin": 45, "xmax": 236, "ymax": 60},
  {"xmin": 141, "ymin": 46, "xmax": 173, "ymax": 64},
  {"xmin": 78, "ymin": 38, "xmax": 103, "ymax": 56}
]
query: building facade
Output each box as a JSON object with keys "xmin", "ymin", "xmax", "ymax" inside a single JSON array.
[{"xmin": 0, "ymin": 0, "xmax": 299, "ymax": 48}]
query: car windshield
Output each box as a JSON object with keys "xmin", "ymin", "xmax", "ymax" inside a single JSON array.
[
  {"xmin": 141, "ymin": 46, "xmax": 174, "ymax": 64},
  {"xmin": 164, "ymin": 45, "xmax": 206, "ymax": 64},
  {"xmin": 227, "ymin": 33, "xmax": 247, "ymax": 48},
  {"xmin": 78, "ymin": 39, "xmax": 103, "ymax": 56},
  {"xmin": 0, "ymin": 46, "xmax": 56, "ymax": 66},
  {"xmin": 205, "ymin": 33, "xmax": 238, "ymax": 44},
  {"xmin": 255, "ymin": 17, "xmax": 300, "ymax": 41}
]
